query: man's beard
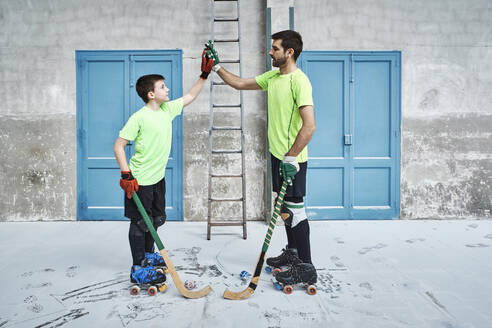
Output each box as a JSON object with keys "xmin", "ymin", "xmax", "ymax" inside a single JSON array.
[{"xmin": 272, "ymin": 56, "xmax": 287, "ymax": 67}]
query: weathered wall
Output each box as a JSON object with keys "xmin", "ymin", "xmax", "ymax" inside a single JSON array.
[
  {"xmin": 1, "ymin": 0, "xmax": 490, "ymax": 221},
  {"xmin": 296, "ymin": 0, "xmax": 492, "ymax": 218},
  {"xmin": 0, "ymin": 0, "xmax": 266, "ymax": 221}
]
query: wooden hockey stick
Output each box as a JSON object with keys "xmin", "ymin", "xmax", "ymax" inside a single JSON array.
[
  {"xmin": 133, "ymin": 193, "xmax": 212, "ymax": 299},
  {"xmin": 223, "ymin": 180, "xmax": 288, "ymax": 300}
]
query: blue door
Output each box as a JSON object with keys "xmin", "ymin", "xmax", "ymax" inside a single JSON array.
[
  {"xmin": 299, "ymin": 51, "xmax": 401, "ymax": 220},
  {"xmin": 76, "ymin": 50, "xmax": 183, "ymax": 221}
]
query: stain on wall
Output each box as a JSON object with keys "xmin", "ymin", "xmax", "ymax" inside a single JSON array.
[{"xmin": 0, "ymin": 114, "xmax": 75, "ymax": 221}]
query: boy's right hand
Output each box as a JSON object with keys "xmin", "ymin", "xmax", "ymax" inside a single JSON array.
[{"xmin": 120, "ymin": 171, "xmax": 139, "ymax": 199}]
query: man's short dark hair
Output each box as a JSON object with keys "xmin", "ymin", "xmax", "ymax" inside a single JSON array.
[
  {"xmin": 136, "ymin": 74, "xmax": 165, "ymax": 103},
  {"xmin": 271, "ymin": 30, "xmax": 303, "ymax": 61}
]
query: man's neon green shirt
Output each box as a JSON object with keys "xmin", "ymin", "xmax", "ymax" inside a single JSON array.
[
  {"xmin": 255, "ymin": 68, "xmax": 314, "ymax": 162},
  {"xmin": 119, "ymin": 98, "xmax": 183, "ymax": 186}
]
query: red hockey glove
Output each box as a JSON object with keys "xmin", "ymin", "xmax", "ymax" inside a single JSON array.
[
  {"xmin": 120, "ymin": 171, "xmax": 139, "ymax": 199},
  {"xmin": 200, "ymin": 49, "xmax": 214, "ymax": 79}
]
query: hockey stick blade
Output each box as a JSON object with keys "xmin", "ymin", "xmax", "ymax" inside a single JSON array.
[
  {"xmin": 133, "ymin": 193, "xmax": 212, "ymax": 299},
  {"xmin": 223, "ymin": 180, "xmax": 288, "ymax": 300}
]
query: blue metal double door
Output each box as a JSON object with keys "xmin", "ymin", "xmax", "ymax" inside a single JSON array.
[
  {"xmin": 76, "ymin": 50, "xmax": 183, "ymax": 221},
  {"xmin": 299, "ymin": 52, "xmax": 401, "ymax": 220}
]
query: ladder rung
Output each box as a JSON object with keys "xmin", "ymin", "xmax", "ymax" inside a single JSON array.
[
  {"xmin": 213, "ymin": 81, "xmax": 228, "ymax": 86},
  {"xmin": 212, "ymin": 126, "xmax": 241, "ymax": 130},
  {"xmin": 220, "ymin": 59, "xmax": 240, "ymax": 64},
  {"xmin": 210, "ymin": 222, "xmax": 244, "ymax": 227},
  {"xmin": 213, "ymin": 104, "xmax": 241, "ymax": 108},
  {"xmin": 214, "ymin": 39, "xmax": 239, "ymax": 43},
  {"xmin": 210, "ymin": 197, "xmax": 243, "ymax": 202},
  {"xmin": 211, "ymin": 174, "xmax": 243, "ymax": 178},
  {"xmin": 212, "ymin": 150, "xmax": 242, "ymax": 154},
  {"xmin": 214, "ymin": 17, "xmax": 239, "ymax": 22}
]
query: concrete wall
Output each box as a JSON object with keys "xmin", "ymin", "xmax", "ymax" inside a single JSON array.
[
  {"xmin": 296, "ymin": 0, "xmax": 492, "ymax": 218},
  {"xmin": 1, "ymin": 0, "xmax": 490, "ymax": 221},
  {"xmin": 0, "ymin": 0, "xmax": 266, "ymax": 221}
]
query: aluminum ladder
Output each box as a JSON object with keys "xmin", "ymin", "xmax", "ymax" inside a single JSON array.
[{"xmin": 207, "ymin": 0, "xmax": 246, "ymax": 239}]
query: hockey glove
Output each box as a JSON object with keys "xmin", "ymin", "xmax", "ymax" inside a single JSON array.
[
  {"xmin": 120, "ymin": 170, "xmax": 139, "ymax": 199},
  {"xmin": 200, "ymin": 49, "xmax": 214, "ymax": 79},
  {"xmin": 205, "ymin": 40, "xmax": 221, "ymax": 72},
  {"xmin": 280, "ymin": 155, "xmax": 300, "ymax": 186}
]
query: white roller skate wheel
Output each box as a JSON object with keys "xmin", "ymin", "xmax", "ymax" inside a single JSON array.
[
  {"xmin": 147, "ymin": 286, "xmax": 158, "ymax": 296},
  {"xmin": 130, "ymin": 285, "xmax": 140, "ymax": 295}
]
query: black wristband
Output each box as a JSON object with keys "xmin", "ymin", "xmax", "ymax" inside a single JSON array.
[
  {"xmin": 200, "ymin": 71, "xmax": 210, "ymax": 79},
  {"xmin": 121, "ymin": 171, "xmax": 134, "ymax": 180}
]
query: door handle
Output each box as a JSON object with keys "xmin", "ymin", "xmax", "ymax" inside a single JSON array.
[{"xmin": 344, "ymin": 134, "xmax": 352, "ymax": 145}]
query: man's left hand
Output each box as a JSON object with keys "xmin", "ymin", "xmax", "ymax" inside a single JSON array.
[{"xmin": 280, "ymin": 155, "xmax": 299, "ymax": 185}]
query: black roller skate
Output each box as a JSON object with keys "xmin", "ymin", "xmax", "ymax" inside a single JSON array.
[
  {"xmin": 129, "ymin": 265, "xmax": 167, "ymax": 296},
  {"xmin": 273, "ymin": 262, "xmax": 317, "ymax": 295},
  {"xmin": 265, "ymin": 246, "xmax": 302, "ymax": 276}
]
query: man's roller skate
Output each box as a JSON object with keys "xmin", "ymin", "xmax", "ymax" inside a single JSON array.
[
  {"xmin": 129, "ymin": 265, "xmax": 167, "ymax": 296},
  {"xmin": 272, "ymin": 262, "xmax": 317, "ymax": 295},
  {"xmin": 265, "ymin": 246, "xmax": 301, "ymax": 276},
  {"xmin": 145, "ymin": 252, "xmax": 169, "ymax": 274}
]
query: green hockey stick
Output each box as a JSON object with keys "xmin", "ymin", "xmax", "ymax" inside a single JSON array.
[
  {"xmin": 223, "ymin": 180, "xmax": 288, "ymax": 300},
  {"xmin": 132, "ymin": 193, "xmax": 212, "ymax": 298}
]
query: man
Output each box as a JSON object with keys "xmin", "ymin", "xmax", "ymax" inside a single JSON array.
[{"xmin": 208, "ymin": 30, "xmax": 317, "ymax": 286}]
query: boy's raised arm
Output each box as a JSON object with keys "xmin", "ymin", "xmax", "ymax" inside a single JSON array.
[{"xmin": 182, "ymin": 77, "xmax": 207, "ymax": 107}]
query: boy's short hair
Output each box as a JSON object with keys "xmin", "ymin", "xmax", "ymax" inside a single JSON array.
[
  {"xmin": 271, "ymin": 30, "xmax": 303, "ymax": 61},
  {"xmin": 136, "ymin": 74, "xmax": 165, "ymax": 103}
]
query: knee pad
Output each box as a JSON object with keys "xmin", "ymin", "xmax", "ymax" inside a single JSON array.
[
  {"xmin": 153, "ymin": 215, "xmax": 166, "ymax": 229},
  {"xmin": 281, "ymin": 201, "xmax": 307, "ymax": 228},
  {"xmin": 130, "ymin": 218, "xmax": 149, "ymax": 233}
]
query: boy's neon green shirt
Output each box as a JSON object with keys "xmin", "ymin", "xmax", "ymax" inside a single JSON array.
[
  {"xmin": 119, "ymin": 98, "xmax": 183, "ymax": 186},
  {"xmin": 255, "ymin": 68, "xmax": 314, "ymax": 162}
]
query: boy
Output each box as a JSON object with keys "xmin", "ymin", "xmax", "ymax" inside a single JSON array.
[{"xmin": 113, "ymin": 49, "xmax": 214, "ymax": 284}]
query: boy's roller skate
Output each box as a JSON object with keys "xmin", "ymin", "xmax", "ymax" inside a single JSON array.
[
  {"xmin": 273, "ymin": 262, "xmax": 317, "ymax": 295},
  {"xmin": 129, "ymin": 265, "xmax": 167, "ymax": 296},
  {"xmin": 265, "ymin": 246, "xmax": 301, "ymax": 276},
  {"xmin": 145, "ymin": 252, "xmax": 169, "ymax": 274}
]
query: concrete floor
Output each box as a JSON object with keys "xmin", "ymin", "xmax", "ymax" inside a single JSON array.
[{"xmin": 0, "ymin": 219, "xmax": 491, "ymax": 328}]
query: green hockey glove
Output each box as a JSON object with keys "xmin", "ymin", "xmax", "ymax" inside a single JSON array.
[
  {"xmin": 280, "ymin": 155, "xmax": 300, "ymax": 186},
  {"xmin": 205, "ymin": 40, "xmax": 220, "ymax": 70}
]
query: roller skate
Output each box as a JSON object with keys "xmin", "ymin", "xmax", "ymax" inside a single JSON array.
[
  {"xmin": 145, "ymin": 252, "xmax": 169, "ymax": 274},
  {"xmin": 129, "ymin": 265, "xmax": 167, "ymax": 296},
  {"xmin": 273, "ymin": 262, "xmax": 317, "ymax": 295},
  {"xmin": 265, "ymin": 246, "xmax": 301, "ymax": 276}
]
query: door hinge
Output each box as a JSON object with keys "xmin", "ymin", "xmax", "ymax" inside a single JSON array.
[{"xmin": 344, "ymin": 134, "xmax": 353, "ymax": 145}]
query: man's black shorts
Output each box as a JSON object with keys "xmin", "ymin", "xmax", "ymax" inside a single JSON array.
[
  {"xmin": 271, "ymin": 154, "xmax": 307, "ymax": 198},
  {"xmin": 124, "ymin": 177, "xmax": 166, "ymax": 220}
]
